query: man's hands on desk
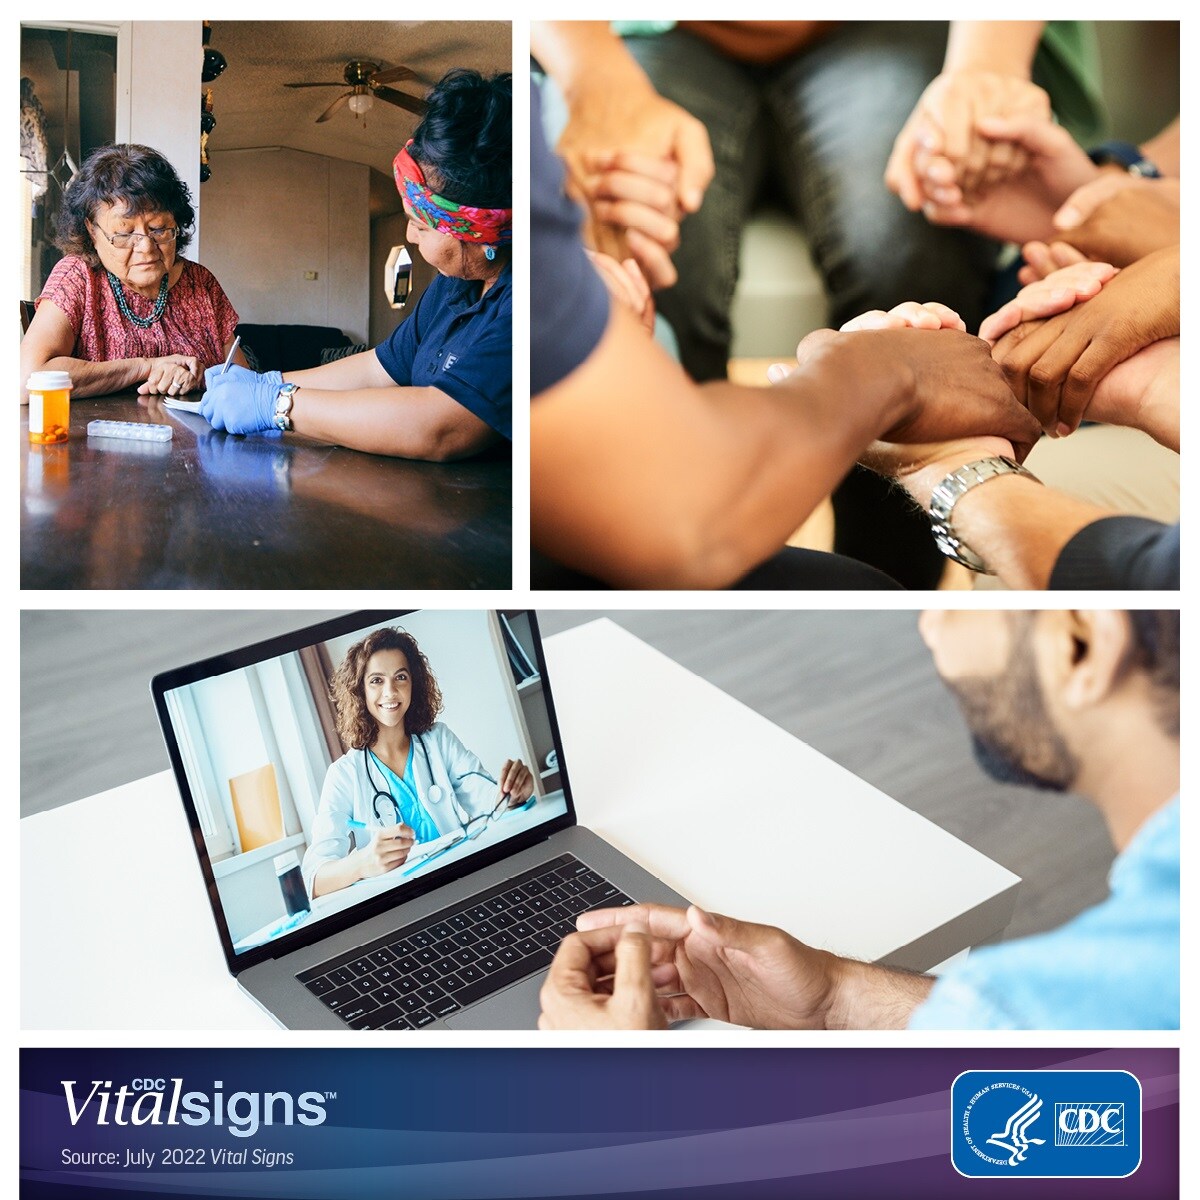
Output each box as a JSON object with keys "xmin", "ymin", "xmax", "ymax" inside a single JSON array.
[{"xmin": 538, "ymin": 903, "xmax": 843, "ymax": 1031}]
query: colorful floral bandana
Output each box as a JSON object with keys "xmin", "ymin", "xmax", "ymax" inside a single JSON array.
[{"xmin": 393, "ymin": 141, "xmax": 511, "ymax": 245}]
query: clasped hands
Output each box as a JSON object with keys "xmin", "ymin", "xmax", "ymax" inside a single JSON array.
[
  {"xmin": 538, "ymin": 903, "xmax": 838, "ymax": 1031},
  {"xmin": 887, "ymin": 70, "xmax": 1178, "ymax": 276}
]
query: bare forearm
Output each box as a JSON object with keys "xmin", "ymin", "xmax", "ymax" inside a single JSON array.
[
  {"xmin": 823, "ymin": 958, "xmax": 935, "ymax": 1030},
  {"xmin": 1142, "ymin": 118, "xmax": 1180, "ymax": 176},
  {"xmin": 532, "ymin": 22, "xmax": 648, "ymax": 99},
  {"xmin": 934, "ymin": 474, "xmax": 1104, "ymax": 590},
  {"xmin": 944, "ymin": 21, "xmax": 1044, "ymax": 75},
  {"xmin": 288, "ymin": 386, "xmax": 494, "ymax": 461},
  {"xmin": 311, "ymin": 852, "xmax": 364, "ymax": 898},
  {"xmin": 24, "ymin": 354, "xmax": 150, "ymax": 400},
  {"xmin": 532, "ymin": 316, "xmax": 913, "ymax": 589}
]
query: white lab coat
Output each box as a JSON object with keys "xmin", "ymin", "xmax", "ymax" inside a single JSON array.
[{"xmin": 301, "ymin": 722, "xmax": 498, "ymax": 897}]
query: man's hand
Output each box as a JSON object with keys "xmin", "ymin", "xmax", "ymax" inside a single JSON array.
[
  {"xmin": 538, "ymin": 925, "xmax": 668, "ymax": 1030},
  {"xmin": 200, "ymin": 365, "xmax": 283, "ymax": 435},
  {"xmin": 991, "ymin": 245, "xmax": 1180, "ymax": 436},
  {"xmin": 861, "ymin": 435, "xmax": 1018, "ymax": 507},
  {"xmin": 1052, "ymin": 176, "xmax": 1180, "ymax": 267},
  {"xmin": 562, "ymin": 904, "xmax": 842, "ymax": 1030}
]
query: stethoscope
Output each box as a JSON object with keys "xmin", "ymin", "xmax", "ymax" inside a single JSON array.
[{"xmin": 363, "ymin": 734, "xmax": 497, "ymax": 826}]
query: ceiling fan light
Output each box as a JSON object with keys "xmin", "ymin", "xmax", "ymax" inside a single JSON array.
[{"xmin": 348, "ymin": 92, "xmax": 373, "ymax": 115}]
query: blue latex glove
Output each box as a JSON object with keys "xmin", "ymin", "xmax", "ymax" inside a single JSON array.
[{"xmin": 200, "ymin": 364, "xmax": 283, "ymax": 434}]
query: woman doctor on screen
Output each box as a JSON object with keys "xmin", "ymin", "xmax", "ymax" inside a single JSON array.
[{"xmin": 302, "ymin": 627, "xmax": 534, "ymax": 898}]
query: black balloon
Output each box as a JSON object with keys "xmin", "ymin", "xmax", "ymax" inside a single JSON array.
[
  {"xmin": 201, "ymin": 110, "xmax": 216, "ymax": 134},
  {"xmin": 202, "ymin": 48, "xmax": 227, "ymax": 82},
  {"xmin": 200, "ymin": 162, "xmax": 211, "ymax": 183}
]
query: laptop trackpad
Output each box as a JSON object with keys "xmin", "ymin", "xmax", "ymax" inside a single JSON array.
[{"xmin": 444, "ymin": 972, "xmax": 546, "ymax": 1030}]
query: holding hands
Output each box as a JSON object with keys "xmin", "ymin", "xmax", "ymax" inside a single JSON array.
[{"xmin": 887, "ymin": 70, "xmax": 1051, "ymax": 212}]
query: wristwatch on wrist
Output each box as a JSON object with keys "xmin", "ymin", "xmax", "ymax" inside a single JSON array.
[
  {"xmin": 927, "ymin": 456, "xmax": 1040, "ymax": 574},
  {"xmin": 273, "ymin": 383, "xmax": 299, "ymax": 431},
  {"xmin": 1087, "ymin": 140, "xmax": 1162, "ymax": 179}
]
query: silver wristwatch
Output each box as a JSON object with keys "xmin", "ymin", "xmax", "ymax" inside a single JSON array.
[
  {"xmin": 273, "ymin": 383, "xmax": 299, "ymax": 432},
  {"xmin": 928, "ymin": 456, "xmax": 1039, "ymax": 573}
]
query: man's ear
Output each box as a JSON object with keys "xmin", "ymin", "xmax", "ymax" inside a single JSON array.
[{"xmin": 1052, "ymin": 610, "xmax": 1135, "ymax": 713}]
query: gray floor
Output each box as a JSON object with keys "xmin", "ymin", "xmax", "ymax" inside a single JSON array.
[{"xmin": 21, "ymin": 608, "xmax": 1115, "ymax": 943}]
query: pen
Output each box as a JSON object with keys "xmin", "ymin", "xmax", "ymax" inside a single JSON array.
[{"xmin": 220, "ymin": 335, "xmax": 241, "ymax": 374}]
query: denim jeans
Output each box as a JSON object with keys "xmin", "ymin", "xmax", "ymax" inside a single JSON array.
[
  {"xmin": 623, "ymin": 22, "xmax": 1002, "ymax": 381},
  {"xmin": 625, "ymin": 23, "xmax": 1004, "ymax": 586}
]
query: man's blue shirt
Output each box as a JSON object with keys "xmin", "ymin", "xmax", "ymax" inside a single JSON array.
[
  {"xmin": 376, "ymin": 264, "xmax": 511, "ymax": 439},
  {"xmin": 910, "ymin": 796, "xmax": 1179, "ymax": 1029}
]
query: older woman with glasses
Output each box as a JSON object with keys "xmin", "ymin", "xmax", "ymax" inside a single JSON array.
[
  {"xmin": 199, "ymin": 68, "xmax": 511, "ymax": 462},
  {"xmin": 20, "ymin": 143, "xmax": 247, "ymax": 401}
]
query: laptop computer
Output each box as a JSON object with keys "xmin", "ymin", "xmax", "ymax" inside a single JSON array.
[{"xmin": 152, "ymin": 609, "xmax": 688, "ymax": 1030}]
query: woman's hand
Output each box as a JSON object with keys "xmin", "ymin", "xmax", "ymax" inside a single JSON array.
[
  {"xmin": 137, "ymin": 354, "xmax": 202, "ymax": 396},
  {"xmin": 768, "ymin": 302, "xmax": 966, "ymax": 383},
  {"xmin": 356, "ymin": 824, "xmax": 415, "ymax": 879},
  {"xmin": 838, "ymin": 300, "xmax": 967, "ymax": 334},
  {"xmin": 887, "ymin": 71, "xmax": 1051, "ymax": 209},
  {"xmin": 910, "ymin": 115, "xmax": 1096, "ymax": 244},
  {"xmin": 499, "ymin": 759, "xmax": 534, "ymax": 807},
  {"xmin": 979, "ymin": 260, "xmax": 1117, "ymax": 345}
]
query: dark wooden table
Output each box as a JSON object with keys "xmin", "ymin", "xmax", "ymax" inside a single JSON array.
[{"xmin": 21, "ymin": 393, "xmax": 511, "ymax": 590}]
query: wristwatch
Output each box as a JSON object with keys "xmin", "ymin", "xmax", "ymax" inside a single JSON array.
[
  {"xmin": 928, "ymin": 456, "xmax": 1040, "ymax": 573},
  {"xmin": 273, "ymin": 383, "xmax": 299, "ymax": 432},
  {"xmin": 1087, "ymin": 140, "xmax": 1162, "ymax": 179}
]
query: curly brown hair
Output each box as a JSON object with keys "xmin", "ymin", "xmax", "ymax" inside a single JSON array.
[
  {"xmin": 55, "ymin": 144, "xmax": 196, "ymax": 267},
  {"xmin": 330, "ymin": 627, "xmax": 443, "ymax": 750}
]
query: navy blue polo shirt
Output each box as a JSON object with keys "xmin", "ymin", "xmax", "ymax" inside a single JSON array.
[
  {"xmin": 530, "ymin": 84, "xmax": 610, "ymax": 397},
  {"xmin": 375, "ymin": 263, "xmax": 512, "ymax": 439}
]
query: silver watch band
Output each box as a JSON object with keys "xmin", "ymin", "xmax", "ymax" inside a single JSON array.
[{"xmin": 928, "ymin": 456, "xmax": 1040, "ymax": 573}]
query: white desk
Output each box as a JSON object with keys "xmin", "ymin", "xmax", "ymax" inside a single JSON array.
[{"xmin": 21, "ymin": 619, "xmax": 1019, "ymax": 1030}]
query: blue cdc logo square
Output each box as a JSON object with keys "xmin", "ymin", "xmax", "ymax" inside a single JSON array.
[{"xmin": 951, "ymin": 1070, "xmax": 1141, "ymax": 1178}]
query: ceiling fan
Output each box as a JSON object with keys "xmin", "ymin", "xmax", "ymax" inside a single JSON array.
[{"xmin": 284, "ymin": 60, "xmax": 427, "ymax": 123}]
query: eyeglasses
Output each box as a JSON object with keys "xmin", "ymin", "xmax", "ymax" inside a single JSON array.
[{"xmin": 91, "ymin": 223, "xmax": 179, "ymax": 250}]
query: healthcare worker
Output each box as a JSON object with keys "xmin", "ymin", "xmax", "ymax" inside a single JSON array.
[{"xmin": 302, "ymin": 626, "xmax": 534, "ymax": 898}]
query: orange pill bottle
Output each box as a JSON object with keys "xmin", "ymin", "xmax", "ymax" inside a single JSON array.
[{"xmin": 27, "ymin": 370, "xmax": 72, "ymax": 444}]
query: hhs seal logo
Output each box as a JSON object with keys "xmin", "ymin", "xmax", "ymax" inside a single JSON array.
[{"xmin": 951, "ymin": 1071, "xmax": 1141, "ymax": 1178}]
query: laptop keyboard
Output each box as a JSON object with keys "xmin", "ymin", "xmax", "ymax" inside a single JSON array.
[{"xmin": 297, "ymin": 853, "xmax": 635, "ymax": 1029}]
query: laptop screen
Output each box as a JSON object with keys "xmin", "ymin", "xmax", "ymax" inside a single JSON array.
[{"xmin": 153, "ymin": 611, "xmax": 573, "ymax": 969}]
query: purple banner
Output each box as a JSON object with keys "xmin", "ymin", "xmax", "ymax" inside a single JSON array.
[{"xmin": 21, "ymin": 1047, "xmax": 1177, "ymax": 1198}]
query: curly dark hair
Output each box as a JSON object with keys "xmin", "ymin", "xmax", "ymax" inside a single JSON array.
[
  {"xmin": 409, "ymin": 68, "xmax": 511, "ymax": 208},
  {"xmin": 330, "ymin": 627, "xmax": 443, "ymax": 750},
  {"xmin": 55, "ymin": 143, "xmax": 195, "ymax": 266}
]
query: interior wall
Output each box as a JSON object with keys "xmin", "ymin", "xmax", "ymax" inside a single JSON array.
[
  {"xmin": 369, "ymin": 212, "xmax": 433, "ymax": 347},
  {"xmin": 203, "ymin": 147, "xmax": 370, "ymax": 340},
  {"xmin": 116, "ymin": 22, "xmax": 202, "ymax": 253}
]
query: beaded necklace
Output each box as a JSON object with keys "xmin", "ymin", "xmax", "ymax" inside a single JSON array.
[{"xmin": 105, "ymin": 270, "xmax": 169, "ymax": 329}]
